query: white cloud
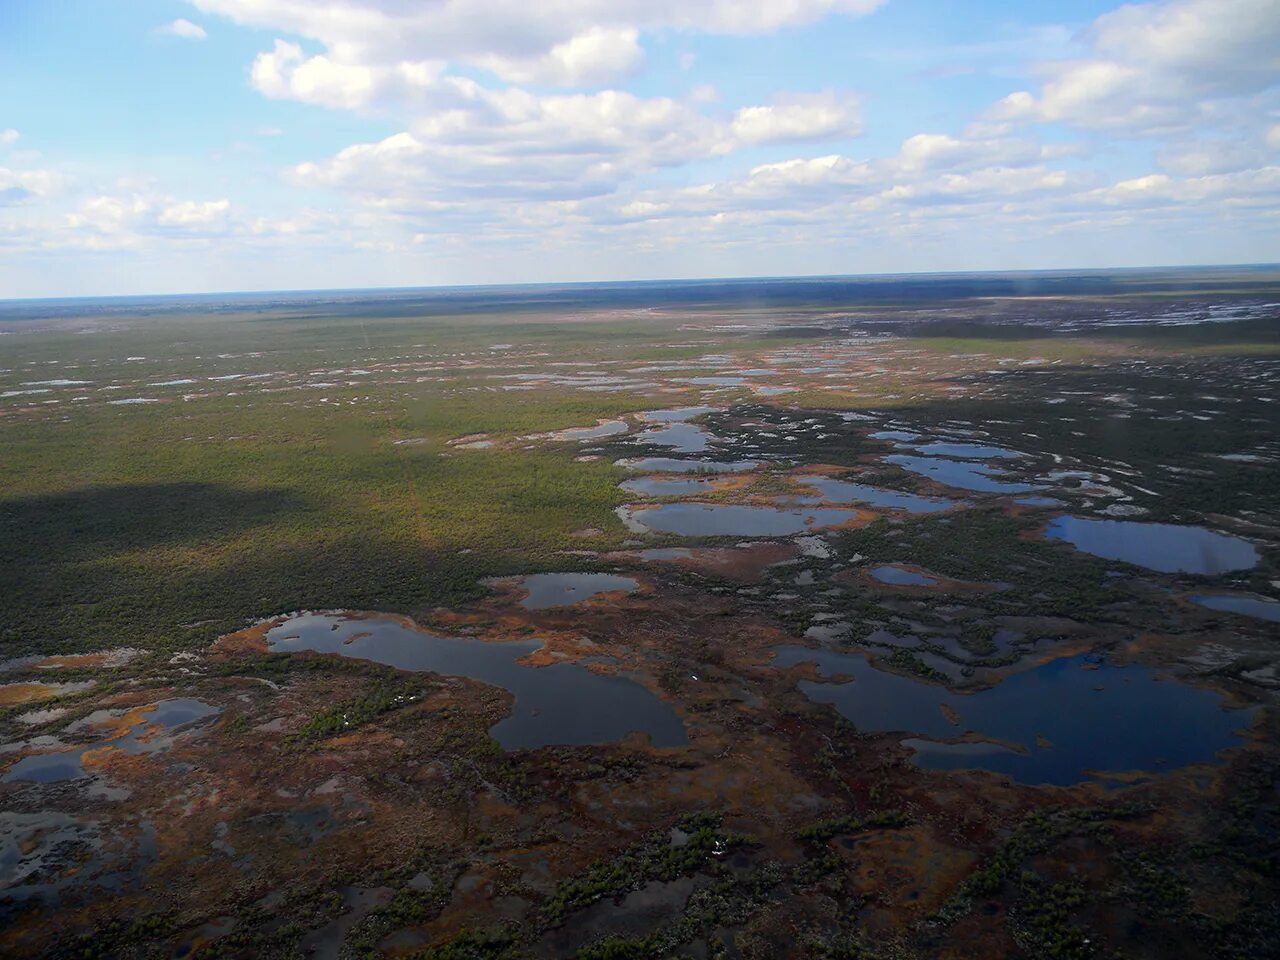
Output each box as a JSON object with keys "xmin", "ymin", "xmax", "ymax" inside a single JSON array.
[
  {"xmin": 0, "ymin": 129, "xmax": 19, "ymax": 146},
  {"xmin": 1087, "ymin": 166, "xmax": 1280, "ymax": 207},
  {"xmin": 474, "ymin": 27, "xmax": 644, "ymax": 87},
  {"xmin": 157, "ymin": 199, "xmax": 231, "ymax": 226},
  {"xmin": 0, "ymin": 166, "xmax": 67, "ymax": 205},
  {"xmin": 156, "ymin": 18, "xmax": 208, "ymax": 41},
  {"xmin": 195, "ymin": 0, "xmax": 885, "ymax": 87},
  {"xmin": 991, "ymin": 0, "xmax": 1280, "ymax": 135},
  {"xmin": 732, "ymin": 93, "xmax": 861, "ymax": 144}
]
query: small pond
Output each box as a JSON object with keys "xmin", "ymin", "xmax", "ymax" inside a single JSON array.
[
  {"xmin": 546, "ymin": 420, "xmax": 630, "ymax": 441},
  {"xmin": 903, "ymin": 441, "xmax": 1024, "ymax": 460},
  {"xmin": 267, "ymin": 614, "xmax": 686, "ymax": 750},
  {"xmin": 619, "ymin": 503, "xmax": 858, "ymax": 537},
  {"xmin": 3, "ymin": 699, "xmax": 221, "ymax": 784},
  {"xmin": 634, "ymin": 422, "xmax": 716, "ymax": 453},
  {"xmin": 771, "ymin": 647, "xmax": 1254, "ymax": 786},
  {"xmin": 621, "ymin": 477, "xmax": 727, "ymax": 498},
  {"xmin": 641, "ymin": 406, "xmax": 718, "ymax": 423},
  {"xmin": 885, "ymin": 454, "xmax": 1041, "ymax": 493},
  {"xmin": 616, "ymin": 458, "xmax": 759, "ymax": 474},
  {"xmin": 516, "ymin": 573, "xmax": 639, "ymax": 609},
  {"xmin": 796, "ymin": 475, "xmax": 962, "ymax": 515},
  {"xmin": 868, "ymin": 566, "xmax": 938, "ymax": 587},
  {"xmin": 1044, "ymin": 516, "xmax": 1259, "ymax": 575},
  {"xmin": 1189, "ymin": 594, "xmax": 1280, "ymax": 622}
]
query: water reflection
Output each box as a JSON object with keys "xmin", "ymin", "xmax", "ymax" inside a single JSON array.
[
  {"xmin": 796, "ymin": 475, "xmax": 962, "ymax": 514},
  {"xmin": 1045, "ymin": 516, "xmax": 1259, "ymax": 574},
  {"xmin": 868, "ymin": 566, "xmax": 938, "ymax": 587},
  {"xmin": 619, "ymin": 503, "xmax": 858, "ymax": 537},
  {"xmin": 516, "ymin": 573, "xmax": 638, "ymax": 609},
  {"xmin": 1190, "ymin": 594, "xmax": 1280, "ymax": 622},
  {"xmin": 267, "ymin": 614, "xmax": 686, "ymax": 750},
  {"xmin": 3, "ymin": 699, "xmax": 220, "ymax": 783},
  {"xmin": 771, "ymin": 647, "xmax": 1254, "ymax": 786},
  {"xmin": 616, "ymin": 458, "xmax": 759, "ymax": 474},
  {"xmin": 885, "ymin": 454, "xmax": 1040, "ymax": 493}
]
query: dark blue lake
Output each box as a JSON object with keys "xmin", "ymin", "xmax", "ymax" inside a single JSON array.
[
  {"xmin": 771, "ymin": 647, "xmax": 1254, "ymax": 786},
  {"xmin": 1045, "ymin": 516, "xmax": 1259, "ymax": 574}
]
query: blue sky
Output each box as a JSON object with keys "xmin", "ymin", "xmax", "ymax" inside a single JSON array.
[{"xmin": 2, "ymin": 0, "xmax": 1277, "ymax": 296}]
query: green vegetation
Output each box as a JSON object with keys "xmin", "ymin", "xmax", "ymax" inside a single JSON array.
[
  {"xmin": 795, "ymin": 809, "xmax": 909, "ymax": 845},
  {"xmin": 295, "ymin": 681, "xmax": 425, "ymax": 740},
  {"xmin": 540, "ymin": 811, "xmax": 753, "ymax": 923}
]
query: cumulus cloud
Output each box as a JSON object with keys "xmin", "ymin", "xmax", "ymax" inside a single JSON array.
[
  {"xmin": 473, "ymin": 27, "xmax": 644, "ymax": 86},
  {"xmin": 0, "ymin": 129, "xmax": 19, "ymax": 146},
  {"xmin": 195, "ymin": 0, "xmax": 885, "ymax": 86},
  {"xmin": 991, "ymin": 0, "xmax": 1280, "ymax": 135},
  {"xmin": 0, "ymin": 166, "xmax": 67, "ymax": 206},
  {"xmin": 156, "ymin": 18, "xmax": 208, "ymax": 40},
  {"xmin": 731, "ymin": 93, "xmax": 862, "ymax": 144}
]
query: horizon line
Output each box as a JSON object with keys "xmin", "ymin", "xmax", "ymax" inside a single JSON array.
[{"xmin": 3, "ymin": 261, "xmax": 1279, "ymax": 306}]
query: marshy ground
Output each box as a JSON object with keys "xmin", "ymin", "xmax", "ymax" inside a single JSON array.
[{"xmin": 1, "ymin": 270, "xmax": 1278, "ymax": 958}]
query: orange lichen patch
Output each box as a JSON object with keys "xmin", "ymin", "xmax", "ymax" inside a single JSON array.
[
  {"xmin": 0, "ymin": 683, "xmax": 62, "ymax": 706},
  {"xmin": 0, "ymin": 680, "xmax": 94, "ymax": 706},
  {"xmin": 785, "ymin": 462, "xmax": 851, "ymax": 477},
  {"xmin": 657, "ymin": 541, "xmax": 801, "ymax": 581}
]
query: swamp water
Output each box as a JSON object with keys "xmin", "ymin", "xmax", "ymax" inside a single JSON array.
[
  {"xmin": 266, "ymin": 614, "xmax": 686, "ymax": 750},
  {"xmin": 771, "ymin": 647, "xmax": 1253, "ymax": 786}
]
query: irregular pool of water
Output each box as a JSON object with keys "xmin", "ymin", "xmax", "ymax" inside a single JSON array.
[
  {"xmin": 3, "ymin": 699, "xmax": 221, "ymax": 784},
  {"xmin": 678, "ymin": 376, "xmax": 749, "ymax": 387},
  {"xmin": 869, "ymin": 430, "xmax": 919, "ymax": 442},
  {"xmin": 544, "ymin": 420, "xmax": 630, "ymax": 441},
  {"xmin": 1044, "ymin": 516, "xmax": 1259, "ymax": 575},
  {"xmin": 621, "ymin": 477, "xmax": 726, "ymax": 497},
  {"xmin": 516, "ymin": 573, "xmax": 639, "ymax": 609},
  {"xmin": 771, "ymin": 648, "xmax": 1254, "ymax": 786},
  {"xmin": 885, "ymin": 454, "xmax": 1041, "ymax": 493},
  {"xmin": 641, "ymin": 406, "xmax": 718, "ymax": 423},
  {"xmin": 1189, "ymin": 594, "xmax": 1280, "ymax": 622},
  {"xmin": 1015, "ymin": 496, "xmax": 1063, "ymax": 507},
  {"xmin": 635, "ymin": 422, "xmax": 715, "ymax": 453},
  {"xmin": 616, "ymin": 458, "xmax": 759, "ymax": 474},
  {"xmin": 795, "ymin": 475, "xmax": 962, "ymax": 514},
  {"xmin": 266, "ymin": 614, "xmax": 686, "ymax": 750},
  {"xmin": 904, "ymin": 442, "xmax": 1024, "ymax": 460},
  {"xmin": 619, "ymin": 503, "xmax": 859, "ymax": 537},
  {"xmin": 868, "ymin": 566, "xmax": 938, "ymax": 587}
]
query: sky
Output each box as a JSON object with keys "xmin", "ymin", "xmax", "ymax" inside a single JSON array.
[{"xmin": 1, "ymin": 0, "xmax": 1278, "ymax": 297}]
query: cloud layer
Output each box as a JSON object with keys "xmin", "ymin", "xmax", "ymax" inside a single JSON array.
[{"xmin": 4, "ymin": 0, "xmax": 1279, "ymax": 293}]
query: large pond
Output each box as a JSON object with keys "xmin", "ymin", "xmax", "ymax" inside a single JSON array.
[
  {"xmin": 619, "ymin": 503, "xmax": 858, "ymax": 537},
  {"xmin": 266, "ymin": 614, "xmax": 686, "ymax": 750},
  {"xmin": 515, "ymin": 573, "xmax": 638, "ymax": 609},
  {"xmin": 771, "ymin": 647, "xmax": 1254, "ymax": 786},
  {"xmin": 1044, "ymin": 516, "xmax": 1259, "ymax": 575},
  {"xmin": 796, "ymin": 475, "xmax": 963, "ymax": 514}
]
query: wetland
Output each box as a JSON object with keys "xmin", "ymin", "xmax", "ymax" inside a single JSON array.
[{"xmin": 1, "ymin": 269, "xmax": 1278, "ymax": 959}]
